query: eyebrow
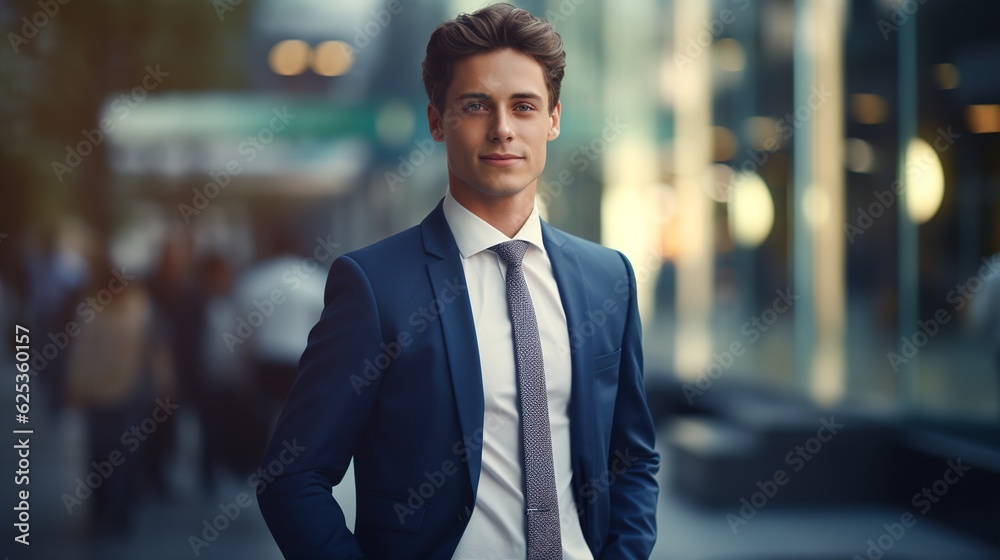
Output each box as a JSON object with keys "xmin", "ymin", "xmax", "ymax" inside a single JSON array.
[{"xmin": 456, "ymin": 92, "xmax": 544, "ymax": 102}]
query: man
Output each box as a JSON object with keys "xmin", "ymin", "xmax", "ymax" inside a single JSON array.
[{"xmin": 257, "ymin": 4, "xmax": 659, "ymax": 559}]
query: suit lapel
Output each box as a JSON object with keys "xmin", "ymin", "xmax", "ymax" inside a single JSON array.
[
  {"xmin": 541, "ymin": 220, "xmax": 597, "ymax": 488},
  {"xmin": 419, "ymin": 201, "xmax": 597, "ymax": 505},
  {"xmin": 421, "ymin": 199, "xmax": 485, "ymax": 499}
]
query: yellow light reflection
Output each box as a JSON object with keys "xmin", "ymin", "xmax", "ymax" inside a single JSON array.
[
  {"xmin": 850, "ymin": 93, "xmax": 888, "ymax": 125},
  {"xmin": 845, "ymin": 138, "xmax": 876, "ymax": 173},
  {"xmin": 714, "ymin": 38, "xmax": 745, "ymax": 72},
  {"xmin": 311, "ymin": 40, "xmax": 355, "ymax": 77},
  {"xmin": 727, "ymin": 172, "xmax": 774, "ymax": 247},
  {"xmin": 744, "ymin": 116, "xmax": 781, "ymax": 151},
  {"xmin": 803, "ymin": 184, "xmax": 831, "ymax": 230},
  {"xmin": 904, "ymin": 137, "xmax": 945, "ymax": 224},
  {"xmin": 707, "ymin": 163, "xmax": 735, "ymax": 202},
  {"xmin": 673, "ymin": 0, "xmax": 714, "ymax": 380},
  {"xmin": 810, "ymin": 0, "xmax": 847, "ymax": 406},
  {"xmin": 269, "ymin": 40, "xmax": 310, "ymax": 76},
  {"xmin": 966, "ymin": 104, "xmax": 1000, "ymax": 134},
  {"xmin": 712, "ymin": 126, "xmax": 737, "ymax": 162},
  {"xmin": 933, "ymin": 63, "xmax": 960, "ymax": 90}
]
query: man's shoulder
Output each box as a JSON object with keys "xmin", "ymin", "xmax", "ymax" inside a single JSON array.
[
  {"xmin": 341, "ymin": 224, "xmax": 425, "ymax": 269},
  {"xmin": 543, "ymin": 221, "xmax": 630, "ymax": 273}
]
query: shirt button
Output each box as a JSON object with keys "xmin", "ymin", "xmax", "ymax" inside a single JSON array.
[{"xmin": 458, "ymin": 505, "xmax": 472, "ymax": 521}]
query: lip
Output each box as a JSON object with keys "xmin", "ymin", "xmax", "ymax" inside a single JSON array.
[{"xmin": 480, "ymin": 154, "xmax": 524, "ymax": 167}]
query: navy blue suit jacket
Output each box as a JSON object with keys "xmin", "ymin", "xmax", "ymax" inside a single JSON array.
[{"xmin": 258, "ymin": 198, "xmax": 659, "ymax": 559}]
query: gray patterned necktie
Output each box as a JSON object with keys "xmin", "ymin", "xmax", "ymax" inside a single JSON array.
[{"xmin": 489, "ymin": 240, "xmax": 562, "ymax": 560}]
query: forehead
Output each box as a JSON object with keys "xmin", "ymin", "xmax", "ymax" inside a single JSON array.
[{"xmin": 446, "ymin": 48, "xmax": 548, "ymax": 100}]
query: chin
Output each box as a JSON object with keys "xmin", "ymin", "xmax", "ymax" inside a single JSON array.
[
  {"xmin": 456, "ymin": 172, "xmax": 521, "ymax": 195},
  {"xmin": 476, "ymin": 181, "xmax": 529, "ymax": 198}
]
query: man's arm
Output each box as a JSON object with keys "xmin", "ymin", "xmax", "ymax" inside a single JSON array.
[
  {"xmin": 601, "ymin": 251, "xmax": 660, "ymax": 559},
  {"xmin": 257, "ymin": 255, "xmax": 382, "ymax": 559}
]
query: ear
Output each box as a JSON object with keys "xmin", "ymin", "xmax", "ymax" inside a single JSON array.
[
  {"xmin": 547, "ymin": 100, "xmax": 561, "ymax": 141},
  {"xmin": 427, "ymin": 103, "xmax": 445, "ymax": 142}
]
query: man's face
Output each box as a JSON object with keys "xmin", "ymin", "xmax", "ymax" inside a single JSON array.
[{"xmin": 428, "ymin": 48, "xmax": 561, "ymax": 203}]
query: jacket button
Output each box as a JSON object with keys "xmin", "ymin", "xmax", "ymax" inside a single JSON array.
[{"xmin": 459, "ymin": 505, "xmax": 472, "ymax": 521}]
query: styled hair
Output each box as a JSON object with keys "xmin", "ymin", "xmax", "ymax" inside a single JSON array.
[{"xmin": 421, "ymin": 3, "xmax": 566, "ymax": 115}]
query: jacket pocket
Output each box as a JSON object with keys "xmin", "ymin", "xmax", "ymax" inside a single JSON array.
[
  {"xmin": 593, "ymin": 348, "xmax": 621, "ymax": 420},
  {"xmin": 593, "ymin": 348, "xmax": 621, "ymax": 373}
]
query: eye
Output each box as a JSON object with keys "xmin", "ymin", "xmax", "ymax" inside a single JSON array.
[
  {"xmin": 514, "ymin": 103, "xmax": 534, "ymax": 112},
  {"xmin": 465, "ymin": 102, "xmax": 486, "ymax": 112}
]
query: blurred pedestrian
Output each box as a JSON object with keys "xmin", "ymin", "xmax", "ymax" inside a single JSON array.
[
  {"xmin": 232, "ymin": 227, "xmax": 324, "ymax": 414},
  {"xmin": 197, "ymin": 253, "xmax": 260, "ymax": 485},
  {"xmin": 25, "ymin": 222, "xmax": 89, "ymax": 415},
  {"xmin": 64, "ymin": 253, "xmax": 173, "ymax": 536},
  {"xmin": 147, "ymin": 232, "xmax": 200, "ymax": 496}
]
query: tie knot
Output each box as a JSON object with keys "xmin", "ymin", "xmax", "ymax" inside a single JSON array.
[{"xmin": 489, "ymin": 240, "xmax": 529, "ymax": 267}]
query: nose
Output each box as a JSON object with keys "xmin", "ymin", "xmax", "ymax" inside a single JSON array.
[{"xmin": 489, "ymin": 111, "xmax": 515, "ymax": 143}]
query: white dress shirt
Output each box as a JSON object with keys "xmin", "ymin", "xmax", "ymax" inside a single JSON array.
[{"xmin": 444, "ymin": 188, "xmax": 593, "ymax": 560}]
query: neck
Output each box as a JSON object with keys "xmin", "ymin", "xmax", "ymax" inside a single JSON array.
[{"xmin": 450, "ymin": 184, "xmax": 536, "ymax": 238}]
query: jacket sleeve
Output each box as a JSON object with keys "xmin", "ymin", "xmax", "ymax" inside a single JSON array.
[
  {"xmin": 600, "ymin": 251, "xmax": 660, "ymax": 559},
  {"xmin": 257, "ymin": 255, "xmax": 382, "ymax": 559}
]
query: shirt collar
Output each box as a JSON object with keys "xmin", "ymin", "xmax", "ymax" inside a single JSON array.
[{"xmin": 442, "ymin": 186, "xmax": 545, "ymax": 259}]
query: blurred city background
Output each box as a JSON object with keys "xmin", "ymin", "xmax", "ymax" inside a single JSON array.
[{"xmin": 1, "ymin": 0, "xmax": 999, "ymax": 558}]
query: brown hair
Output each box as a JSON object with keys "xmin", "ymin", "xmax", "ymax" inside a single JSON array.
[{"xmin": 422, "ymin": 3, "xmax": 566, "ymax": 116}]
